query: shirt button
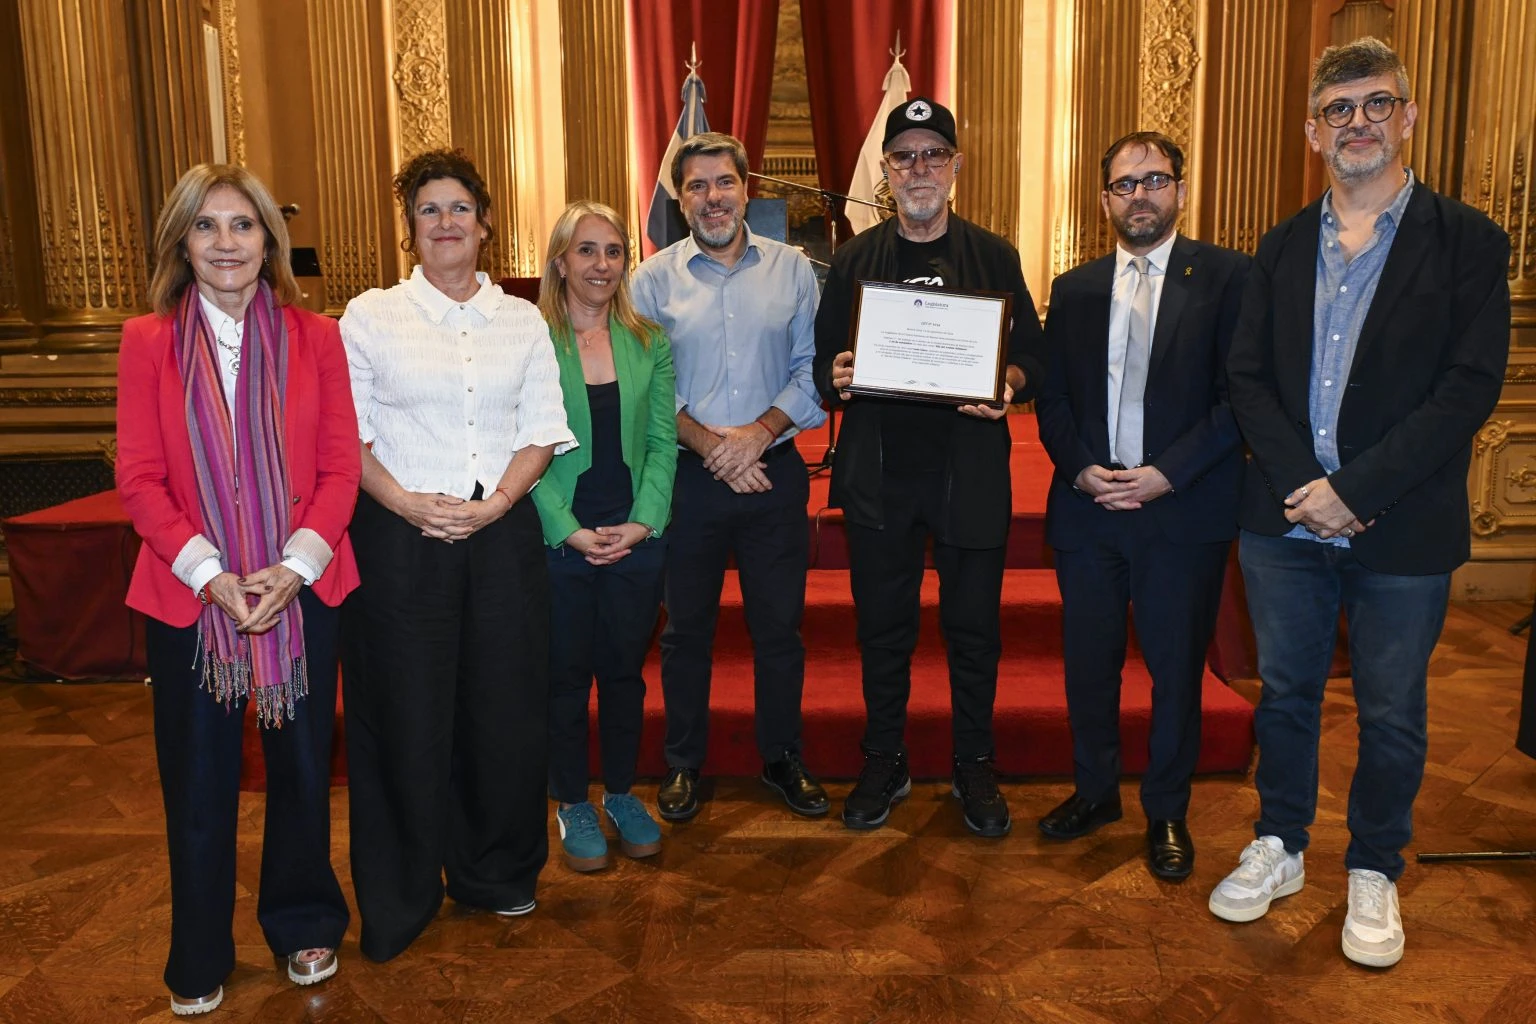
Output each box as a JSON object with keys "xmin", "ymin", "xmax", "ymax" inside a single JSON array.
[
  {"xmin": 728, "ymin": 313, "xmax": 735, "ymax": 319},
  {"xmin": 465, "ymin": 356, "xmax": 472, "ymax": 362},
  {"xmin": 1327, "ymin": 241, "xmax": 1335, "ymax": 248},
  {"xmin": 1332, "ymin": 334, "xmax": 1340, "ymax": 341},
  {"xmin": 461, "ymin": 331, "xmax": 468, "ymax": 337},
  {"xmin": 1339, "ymin": 285, "xmax": 1347, "ymax": 293},
  {"xmin": 468, "ymin": 419, "xmax": 475, "ymax": 426},
  {"xmin": 1324, "ymin": 380, "xmax": 1333, "ymax": 387},
  {"xmin": 732, "ymin": 389, "xmax": 739, "ymax": 395},
  {"xmin": 1318, "ymin": 429, "xmax": 1328, "ymax": 436},
  {"xmin": 471, "ymin": 453, "xmax": 478, "ymax": 459},
  {"xmin": 468, "ymin": 386, "xmax": 474, "ymax": 393}
]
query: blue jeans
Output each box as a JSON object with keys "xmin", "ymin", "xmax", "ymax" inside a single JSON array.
[{"xmin": 1239, "ymin": 530, "xmax": 1449, "ymax": 880}]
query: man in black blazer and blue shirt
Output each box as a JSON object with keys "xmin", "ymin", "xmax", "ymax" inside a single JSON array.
[
  {"xmin": 1035, "ymin": 131, "xmax": 1249, "ymax": 881},
  {"xmin": 1210, "ymin": 37, "xmax": 1509, "ymax": 970}
]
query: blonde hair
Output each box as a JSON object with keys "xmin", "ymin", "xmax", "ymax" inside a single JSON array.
[
  {"xmin": 148, "ymin": 164, "xmax": 300, "ymax": 316},
  {"xmin": 537, "ymin": 201, "xmax": 660, "ymax": 349}
]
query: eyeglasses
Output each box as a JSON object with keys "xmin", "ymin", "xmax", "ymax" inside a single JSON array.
[
  {"xmin": 884, "ymin": 147, "xmax": 956, "ymax": 171},
  {"xmin": 1314, "ymin": 95, "xmax": 1407, "ymax": 128},
  {"xmin": 1105, "ymin": 172, "xmax": 1177, "ymax": 197}
]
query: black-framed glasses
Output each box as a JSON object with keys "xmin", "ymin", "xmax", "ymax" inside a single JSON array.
[
  {"xmin": 884, "ymin": 147, "xmax": 956, "ymax": 171},
  {"xmin": 1315, "ymin": 95, "xmax": 1406, "ymax": 128},
  {"xmin": 1105, "ymin": 172, "xmax": 1177, "ymax": 197}
]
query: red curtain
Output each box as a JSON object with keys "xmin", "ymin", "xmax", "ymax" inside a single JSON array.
[
  {"xmin": 801, "ymin": 0, "xmax": 954, "ymax": 239},
  {"xmin": 628, "ymin": 0, "xmax": 781, "ymax": 254}
]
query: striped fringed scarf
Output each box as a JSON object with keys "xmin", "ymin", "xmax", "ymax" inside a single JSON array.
[{"xmin": 174, "ymin": 280, "xmax": 307, "ymax": 727}]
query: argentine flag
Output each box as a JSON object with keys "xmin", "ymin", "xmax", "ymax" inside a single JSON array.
[{"xmin": 645, "ymin": 65, "xmax": 710, "ymax": 250}]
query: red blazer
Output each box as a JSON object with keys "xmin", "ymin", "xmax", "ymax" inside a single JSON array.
[{"xmin": 116, "ymin": 304, "xmax": 362, "ymax": 627}]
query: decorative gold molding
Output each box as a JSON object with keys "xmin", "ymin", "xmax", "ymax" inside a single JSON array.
[
  {"xmin": 215, "ymin": 0, "xmax": 247, "ymax": 166},
  {"xmin": 393, "ymin": 0, "xmax": 451, "ymax": 159},
  {"xmin": 0, "ymin": 387, "xmax": 117, "ymax": 407},
  {"xmin": 1140, "ymin": 0, "xmax": 1200, "ymax": 149},
  {"xmin": 17, "ymin": 2, "xmax": 149, "ymax": 321}
]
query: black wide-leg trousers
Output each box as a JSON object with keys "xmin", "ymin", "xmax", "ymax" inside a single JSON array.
[
  {"xmin": 341, "ymin": 492, "xmax": 550, "ymax": 963},
  {"xmin": 147, "ymin": 586, "xmax": 348, "ymax": 999}
]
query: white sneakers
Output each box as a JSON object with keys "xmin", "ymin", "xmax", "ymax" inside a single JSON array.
[
  {"xmin": 1341, "ymin": 868, "xmax": 1405, "ymax": 967},
  {"xmin": 1209, "ymin": 836, "xmax": 1405, "ymax": 968},
  {"xmin": 1208, "ymin": 836, "xmax": 1306, "ymax": 922}
]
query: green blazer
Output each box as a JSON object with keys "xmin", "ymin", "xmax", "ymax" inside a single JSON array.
[{"xmin": 531, "ymin": 316, "xmax": 678, "ymax": 547}]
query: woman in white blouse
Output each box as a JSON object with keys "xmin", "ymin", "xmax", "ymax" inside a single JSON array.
[{"xmin": 339, "ymin": 149, "xmax": 575, "ymax": 962}]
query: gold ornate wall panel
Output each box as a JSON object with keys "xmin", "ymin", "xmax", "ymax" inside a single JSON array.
[
  {"xmin": 16, "ymin": 0, "xmax": 150, "ymax": 343},
  {"xmin": 1462, "ymin": 0, "xmax": 1535, "ymax": 322},
  {"xmin": 559, "ymin": 0, "xmax": 634, "ymax": 232},
  {"xmin": 954, "ymin": 0, "xmax": 1026, "ymax": 244},
  {"xmin": 393, "ymin": 0, "xmax": 452, "ymax": 162},
  {"xmin": 1468, "ymin": 410, "xmax": 1536, "ymax": 559},
  {"xmin": 306, "ymin": 0, "xmax": 394, "ymax": 314},
  {"xmin": 128, "ymin": 0, "xmax": 215, "ymax": 221},
  {"xmin": 0, "ymin": 0, "xmax": 36, "ymax": 337},
  {"xmin": 1140, "ymin": 0, "xmax": 1201, "ymax": 159},
  {"xmin": 1056, "ymin": 0, "xmax": 1144, "ymax": 271},
  {"xmin": 1396, "ymin": 0, "xmax": 1473, "ymax": 196},
  {"xmin": 1196, "ymin": 1, "xmax": 1306, "ymax": 252},
  {"xmin": 214, "ymin": 0, "xmax": 247, "ymax": 166}
]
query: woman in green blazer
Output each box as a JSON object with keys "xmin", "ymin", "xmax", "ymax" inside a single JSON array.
[{"xmin": 534, "ymin": 200, "xmax": 678, "ymax": 872}]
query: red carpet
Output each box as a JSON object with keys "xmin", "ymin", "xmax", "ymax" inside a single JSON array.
[{"xmin": 235, "ymin": 415, "xmax": 1255, "ymax": 788}]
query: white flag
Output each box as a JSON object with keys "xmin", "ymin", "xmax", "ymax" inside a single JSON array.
[{"xmin": 845, "ymin": 52, "xmax": 910, "ymax": 235}]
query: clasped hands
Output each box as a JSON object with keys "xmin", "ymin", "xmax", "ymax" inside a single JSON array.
[
  {"xmin": 1074, "ymin": 464, "xmax": 1173, "ymax": 510},
  {"xmin": 204, "ymin": 565, "xmax": 302, "ymax": 635},
  {"xmin": 700, "ymin": 422, "xmax": 775, "ymax": 494},
  {"xmin": 1283, "ymin": 477, "xmax": 1369, "ymax": 539},
  {"xmin": 565, "ymin": 522, "xmax": 651, "ymax": 565},
  {"xmin": 396, "ymin": 489, "xmax": 509, "ymax": 543},
  {"xmin": 830, "ymin": 350, "xmax": 1013, "ymax": 420}
]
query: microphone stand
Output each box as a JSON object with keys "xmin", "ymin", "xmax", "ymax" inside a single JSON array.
[{"xmin": 744, "ymin": 172, "xmax": 891, "ymax": 479}]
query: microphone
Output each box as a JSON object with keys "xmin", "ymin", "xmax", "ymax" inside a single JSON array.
[{"xmin": 279, "ymin": 203, "xmax": 301, "ymax": 221}]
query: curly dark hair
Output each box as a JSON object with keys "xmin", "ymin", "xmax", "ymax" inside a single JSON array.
[{"xmin": 393, "ymin": 148, "xmax": 495, "ymax": 253}]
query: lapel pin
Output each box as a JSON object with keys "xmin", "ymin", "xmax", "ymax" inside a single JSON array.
[{"xmin": 1184, "ymin": 266, "xmax": 1192, "ymax": 277}]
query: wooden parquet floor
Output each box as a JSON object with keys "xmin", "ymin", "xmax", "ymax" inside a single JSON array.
[{"xmin": 1, "ymin": 602, "xmax": 1534, "ymax": 1023}]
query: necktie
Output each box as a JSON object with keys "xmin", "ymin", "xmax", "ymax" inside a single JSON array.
[{"xmin": 1115, "ymin": 256, "xmax": 1151, "ymax": 468}]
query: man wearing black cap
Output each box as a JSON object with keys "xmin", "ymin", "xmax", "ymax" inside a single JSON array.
[{"xmin": 813, "ymin": 97, "xmax": 1046, "ymax": 837}]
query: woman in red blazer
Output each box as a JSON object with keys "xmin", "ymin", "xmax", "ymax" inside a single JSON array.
[{"xmin": 115, "ymin": 164, "xmax": 360, "ymax": 1017}]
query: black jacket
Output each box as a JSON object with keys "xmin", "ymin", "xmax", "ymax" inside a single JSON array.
[
  {"xmin": 812, "ymin": 214, "xmax": 1046, "ymax": 546},
  {"xmin": 1036, "ymin": 234, "xmax": 1250, "ymax": 548},
  {"xmin": 1226, "ymin": 183, "xmax": 1510, "ymax": 575}
]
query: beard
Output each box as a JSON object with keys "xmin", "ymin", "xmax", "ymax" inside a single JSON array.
[
  {"xmin": 1327, "ymin": 128, "xmax": 1397, "ymax": 183},
  {"xmin": 1112, "ymin": 199, "xmax": 1178, "ymax": 247},
  {"xmin": 892, "ymin": 181, "xmax": 949, "ymax": 223},
  {"xmin": 686, "ymin": 204, "xmax": 744, "ymax": 249}
]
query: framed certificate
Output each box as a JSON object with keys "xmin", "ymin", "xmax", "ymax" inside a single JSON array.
[{"xmin": 845, "ymin": 281, "xmax": 1012, "ymax": 405}]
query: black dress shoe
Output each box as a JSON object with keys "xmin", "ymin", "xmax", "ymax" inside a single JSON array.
[
  {"xmin": 842, "ymin": 746, "xmax": 911, "ymax": 830},
  {"xmin": 761, "ymin": 753, "xmax": 830, "ymax": 817},
  {"xmin": 657, "ymin": 766, "xmax": 701, "ymax": 821},
  {"xmin": 1146, "ymin": 818, "xmax": 1195, "ymax": 880},
  {"xmin": 1037, "ymin": 792, "xmax": 1123, "ymax": 839},
  {"xmin": 952, "ymin": 753, "xmax": 1011, "ymax": 837}
]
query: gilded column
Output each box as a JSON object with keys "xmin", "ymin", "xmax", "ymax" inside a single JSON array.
[
  {"xmin": 307, "ymin": 0, "xmax": 396, "ymax": 314},
  {"xmin": 447, "ymin": 0, "xmax": 566, "ymax": 278},
  {"xmin": 559, "ymin": 0, "xmax": 633, "ymax": 230},
  {"xmin": 1194, "ymin": 2, "xmax": 1300, "ymax": 252},
  {"xmin": 1395, "ymin": 0, "xmax": 1473, "ymax": 195},
  {"xmin": 954, "ymin": 0, "xmax": 1026, "ymax": 244},
  {"xmin": 128, "ymin": 0, "xmax": 216, "ymax": 217},
  {"xmin": 1055, "ymin": 0, "xmax": 1143, "ymax": 272},
  {"xmin": 16, "ymin": 0, "xmax": 150, "ymax": 346},
  {"xmin": 213, "ymin": 0, "xmax": 248, "ymax": 167},
  {"xmin": 1140, "ymin": 0, "xmax": 1204, "ymax": 237},
  {"xmin": 0, "ymin": 0, "xmax": 38, "ymax": 343},
  {"xmin": 393, "ymin": 0, "xmax": 452, "ymax": 162},
  {"xmin": 1461, "ymin": 0, "xmax": 1535, "ymax": 326}
]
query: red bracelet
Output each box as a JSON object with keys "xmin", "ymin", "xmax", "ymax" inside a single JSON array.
[
  {"xmin": 495, "ymin": 485, "xmax": 516, "ymax": 507},
  {"xmin": 755, "ymin": 418, "xmax": 777, "ymax": 440}
]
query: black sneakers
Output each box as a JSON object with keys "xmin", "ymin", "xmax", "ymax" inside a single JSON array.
[
  {"xmin": 952, "ymin": 753, "xmax": 1011, "ymax": 837},
  {"xmin": 842, "ymin": 746, "xmax": 912, "ymax": 830}
]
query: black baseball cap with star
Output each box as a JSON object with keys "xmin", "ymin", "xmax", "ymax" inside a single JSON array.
[{"xmin": 882, "ymin": 97, "xmax": 957, "ymax": 150}]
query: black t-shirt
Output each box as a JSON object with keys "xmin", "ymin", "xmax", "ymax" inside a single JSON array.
[
  {"xmin": 571, "ymin": 381, "xmax": 633, "ymax": 527},
  {"xmin": 876, "ymin": 232, "xmax": 958, "ymax": 475}
]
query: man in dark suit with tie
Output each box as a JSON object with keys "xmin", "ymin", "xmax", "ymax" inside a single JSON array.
[
  {"xmin": 1035, "ymin": 131, "xmax": 1249, "ymax": 881},
  {"xmin": 1209, "ymin": 37, "xmax": 1509, "ymax": 969}
]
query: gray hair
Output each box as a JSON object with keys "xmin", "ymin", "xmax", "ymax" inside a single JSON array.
[{"xmin": 1309, "ymin": 36, "xmax": 1410, "ymax": 114}]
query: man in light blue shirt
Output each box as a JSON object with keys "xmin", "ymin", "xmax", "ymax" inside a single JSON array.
[{"xmin": 632, "ymin": 131, "xmax": 828, "ymax": 823}]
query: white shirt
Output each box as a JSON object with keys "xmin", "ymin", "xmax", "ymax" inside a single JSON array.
[
  {"xmin": 1106, "ymin": 232, "xmax": 1175, "ymax": 463},
  {"xmin": 172, "ymin": 293, "xmax": 331, "ymax": 596},
  {"xmin": 340, "ymin": 266, "xmax": 575, "ymax": 499}
]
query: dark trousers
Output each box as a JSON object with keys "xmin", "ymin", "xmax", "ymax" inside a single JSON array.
[
  {"xmin": 147, "ymin": 587, "xmax": 347, "ymax": 999},
  {"xmin": 547, "ymin": 532, "xmax": 666, "ymax": 804},
  {"xmin": 341, "ymin": 492, "xmax": 550, "ymax": 963},
  {"xmin": 845, "ymin": 471, "xmax": 1006, "ymax": 759},
  {"xmin": 660, "ymin": 444, "xmax": 810, "ymax": 768},
  {"xmin": 1053, "ymin": 512, "xmax": 1229, "ymax": 820},
  {"xmin": 1240, "ymin": 529, "xmax": 1448, "ymax": 880}
]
